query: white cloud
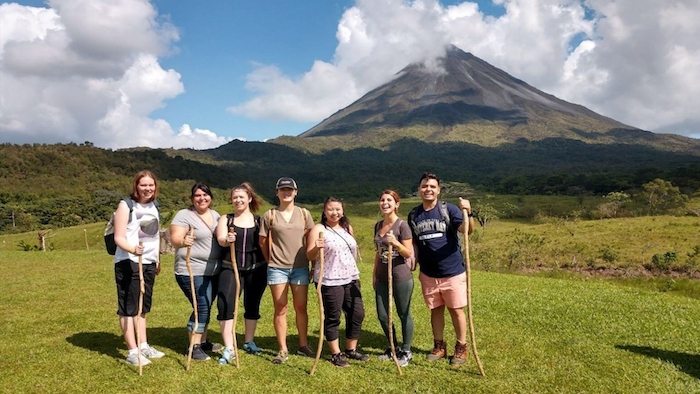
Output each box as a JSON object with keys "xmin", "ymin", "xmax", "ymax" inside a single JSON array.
[
  {"xmin": 0, "ymin": 0, "xmax": 228, "ymax": 149},
  {"xmin": 172, "ymin": 124, "xmax": 234, "ymax": 149},
  {"xmin": 231, "ymin": 0, "xmax": 699, "ymax": 138}
]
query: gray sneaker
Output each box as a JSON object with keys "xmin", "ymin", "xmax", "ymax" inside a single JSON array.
[
  {"xmin": 125, "ymin": 352, "xmax": 152, "ymax": 366},
  {"xmin": 296, "ymin": 345, "xmax": 315, "ymax": 358},
  {"xmin": 185, "ymin": 344, "xmax": 211, "ymax": 361},
  {"xmin": 141, "ymin": 345, "xmax": 165, "ymax": 359}
]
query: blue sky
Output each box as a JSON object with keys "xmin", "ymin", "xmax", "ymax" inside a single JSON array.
[
  {"xmin": 1, "ymin": 0, "xmax": 698, "ymax": 148},
  {"xmin": 148, "ymin": 0, "xmax": 505, "ymax": 142}
]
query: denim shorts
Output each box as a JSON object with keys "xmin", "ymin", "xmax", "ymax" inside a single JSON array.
[{"xmin": 267, "ymin": 266, "xmax": 310, "ymax": 285}]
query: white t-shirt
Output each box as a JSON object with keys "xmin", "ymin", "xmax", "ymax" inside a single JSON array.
[{"xmin": 114, "ymin": 200, "xmax": 160, "ymax": 264}]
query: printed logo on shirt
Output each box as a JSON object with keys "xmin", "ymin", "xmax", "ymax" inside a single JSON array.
[
  {"xmin": 418, "ymin": 233, "xmax": 444, "ymax": 241},
  {"xmin": 415, "ymin": 218, "xmax": 447, "ymax": 234}
]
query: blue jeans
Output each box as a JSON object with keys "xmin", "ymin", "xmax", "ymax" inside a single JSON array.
[{"xmin": 175, "ymin": 275, "xmax": 214, "ymax": 333}]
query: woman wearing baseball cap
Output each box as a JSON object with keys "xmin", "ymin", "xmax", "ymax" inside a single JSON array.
[{"xmin": 259, "ymin": 177, "xmax": 315, "ymax": 364}]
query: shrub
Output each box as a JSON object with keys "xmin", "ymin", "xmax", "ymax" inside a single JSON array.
[
  {"xmin": 650, "ymin": 252, "xmax": 677, "ymax": 271},
  {"xmin": 600, "ymin": 247, "xmax": 619, "ymax": 263}
]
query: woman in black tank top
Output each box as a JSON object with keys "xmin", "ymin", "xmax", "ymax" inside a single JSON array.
[{"xmin": 215, "ymin": 183, "xmax": 267, "ymax": 364}]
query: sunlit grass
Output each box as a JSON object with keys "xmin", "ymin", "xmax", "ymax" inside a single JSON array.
[{"xmin": 0, "ymin": 251, "xmax": 699, "ymax": 393}]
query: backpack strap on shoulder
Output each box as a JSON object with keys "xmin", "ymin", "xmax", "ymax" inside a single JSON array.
[
  {"xmin": 408, "ymin": 207, "xmax": 418, "ymax": 234},
  {"xmin": 438, "ymin": 201, "xmax": 451, "ymax": 230},
  {"xmin": 123, "ymin": 198, "xmax": 135, "ymax": 223},
  {"xmin": 267, "ymin": 208, "xmax": 275, "ymax": 262}
]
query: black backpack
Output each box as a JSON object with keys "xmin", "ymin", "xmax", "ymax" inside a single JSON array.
[{"xmin": 407, "ymin": 200, "xmax": 451, "ymax": 236}]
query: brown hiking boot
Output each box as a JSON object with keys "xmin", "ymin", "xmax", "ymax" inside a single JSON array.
[
  {"xmin": 426, "ymin": 339, "xmax": 446, "ymax": 362},
  {"xmin": 450, "ymin": 341, "xmax": 469, "ymax": 366}
]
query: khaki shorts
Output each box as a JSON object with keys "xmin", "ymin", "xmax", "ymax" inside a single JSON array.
[{"xmin": 419, "ymin": 272, "xmax": 467, "ymax": 309}]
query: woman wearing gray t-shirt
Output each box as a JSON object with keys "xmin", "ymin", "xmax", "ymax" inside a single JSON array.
[
  {"xmin": 373, "ymin": 190, "xmax": 415, "ymax": 367},
  {"xmin": 170, "ymin": 182, "xmax": 223, "ymax": 361}
]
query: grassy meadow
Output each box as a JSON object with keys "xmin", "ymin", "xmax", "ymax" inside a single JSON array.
[
  {"xmin": 0, "ymin": 197, "xmax": 699, "ymax": 393},
  {"xmin": 1, "ymin": 250, "xmax": 699, "ymax": 394}
]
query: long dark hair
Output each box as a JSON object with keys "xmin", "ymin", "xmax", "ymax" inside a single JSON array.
[{"xmin": 320, "ymin": 196, "xmax": 351, "ymax": 234}]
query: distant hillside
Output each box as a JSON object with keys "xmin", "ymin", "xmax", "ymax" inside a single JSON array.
[
  {"xmin": 291, "ymin": 45, "xmax": 700, "ymax": 155},
  {"xmin": 3, "ymin": 46, "xmax": 700, "ymax": 233},
  {"xmin": 2, "ymin": 139, "xmax": 700, "ymax": 233}
]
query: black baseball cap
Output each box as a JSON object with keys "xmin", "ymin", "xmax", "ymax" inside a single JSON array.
[{"xmin": 275, "ymin": 177, "xmax": 298, "ymax": 190}]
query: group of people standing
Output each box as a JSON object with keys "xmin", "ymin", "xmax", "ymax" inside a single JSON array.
[{"xmin": 112, "ymin": 171, "xmax": 474, "ymax": 369}]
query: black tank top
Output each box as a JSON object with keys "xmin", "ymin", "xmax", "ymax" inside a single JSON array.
[{"xmin": 224, "ymin": 214, "xmax": 265, "ymax": 271}]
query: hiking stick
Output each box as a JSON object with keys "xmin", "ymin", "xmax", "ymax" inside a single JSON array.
[
  {"xmin": 136, "ymin": 241, "xmax": 144, "ymax": 376},
  {"xmin": 185, "ymin": 226, "xmax": 197, "ymax": 371},
  {"xmin": 310, "ymin": 232, "xmax": 325, "ymax": 376},
  {"xmin": 229, "ymin": 226, "xmax": 241, "ymax": 368},
  {"xmin": 462, "ymin": 209, "xmax": 485, "ymax": 376},
  {"xmin": 387, "ymin": 231, "xmax": 402, "ymax": 375}
]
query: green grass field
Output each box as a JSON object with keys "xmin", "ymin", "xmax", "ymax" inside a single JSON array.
[{"xmin": 1, "ymin": 250, "xmax": 699, "ymax": 394}]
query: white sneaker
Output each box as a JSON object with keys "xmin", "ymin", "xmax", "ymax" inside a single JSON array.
[
  {"xmin": 125, "ymin": 353, "xmax": 152, "ymax": 366},
  {"xmin": 141, "ymin": 345, "xmax": 165, "ymax": 359}
]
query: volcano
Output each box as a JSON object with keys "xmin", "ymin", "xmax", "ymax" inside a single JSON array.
[{"xmin": 294, "ymin": 45, "xmax": 697, "ymax": 154}]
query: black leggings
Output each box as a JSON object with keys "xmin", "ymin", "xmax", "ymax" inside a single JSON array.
[
  {"xmin": 217, "ymin": 264, "xmax": 267, "ymax": 321},
  {"xmin": 375, "ymin": 279, "xmax": 414, "ymax": 352},
  {"xmin": 321, "ymin": 280, "xmax": 365, "ymax": 342}
]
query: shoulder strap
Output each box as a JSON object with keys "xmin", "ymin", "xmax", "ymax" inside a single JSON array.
[
  {"xmin": 438, "ymin": 201, "xmax": 451, "ymax": 229},
  {"xmin": 267, "ymin": 208, "xmax": 275, "ymax": 261},
  {"xmin": 254, "ymin": 214, "xmax": 261, "ymax": 228},
  {"xmin": 374, "ymin": 220, "xmax": 382, "ymax": 235},
  {"xmin": 123, "ymin": 198, "xmax": 135, "ymax": 223},
  {"xmin": 408, "ymin": 208, "xmax": 418, "ymax": 234}
]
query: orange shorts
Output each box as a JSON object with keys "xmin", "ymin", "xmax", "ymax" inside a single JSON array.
[{"xmin": 419, "ymin": 272, "xmax": 467, "ymax": 309}]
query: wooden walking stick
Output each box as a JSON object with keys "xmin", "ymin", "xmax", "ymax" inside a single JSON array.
[
  {"xmin": 229, "ymin": 224, "xmax": 241, "ymax": 368},
  {"xmin": 184, "ymin": 226, "xmax": 198, "ymax": 371},
  {"xmin": 462, "ymin": 209, "xmax": 485, "ymax": 376},
  {"xmin": 136, "ymin": 241, "xmax": 144, "ymax": 376},
  {"xmin": 387, "ymin": 231, "xmax": 402, "ymax": 375},
  {"xmin": 310, "ymin": 232, "xmax": 325, "ymax": 376}
]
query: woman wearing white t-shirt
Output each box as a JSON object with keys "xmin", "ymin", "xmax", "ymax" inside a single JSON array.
[{"xmin": 113, "ymin": 170, "xmax": 163, "ymax": 366}]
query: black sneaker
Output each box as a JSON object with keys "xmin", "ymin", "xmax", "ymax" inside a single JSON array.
[
  {"xmin": 296, "ymin": 345, "xmax": 315, "ymax": 358},
  {"xmin": 345, "ymin": 349, "xmax": 370, "ymax": 362},
  {"xmin": 331, "ymin": 352, "xmax": 350, "ymax": 368},
  {"xmin": 377, "ymin": 347, "xmax": 394, "ymax": 361},
  {"xmin": 200, "ymin": 340, "xmax": 222, "ymax": 353},
  {"xmin": 397, "ymin": 350, "xmax": 413, "ymax": 367},
  {"xmin": 186, "ymin": 344, "xmax": 211, "ymax": 361}
]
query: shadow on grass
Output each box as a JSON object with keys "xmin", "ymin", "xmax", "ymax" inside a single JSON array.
[
  {"xmin": 65, "ymin": 325, "xmax": 416, "ymax": 366},
  {"xmin": 617, "ymin": 345, "xmax": 700, "ymax": 379},
  {"xmin": 66, "ymin": 331, "xmax": 125, "ymax": 360},
  {"xmin": 67, "ymin": 327, "xmax": 189, "ymax": 361}
]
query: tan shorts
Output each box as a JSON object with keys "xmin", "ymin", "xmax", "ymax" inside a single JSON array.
[{"xmin": 419, "ymin": 272, "xmax": 467, "ymax": 309}]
